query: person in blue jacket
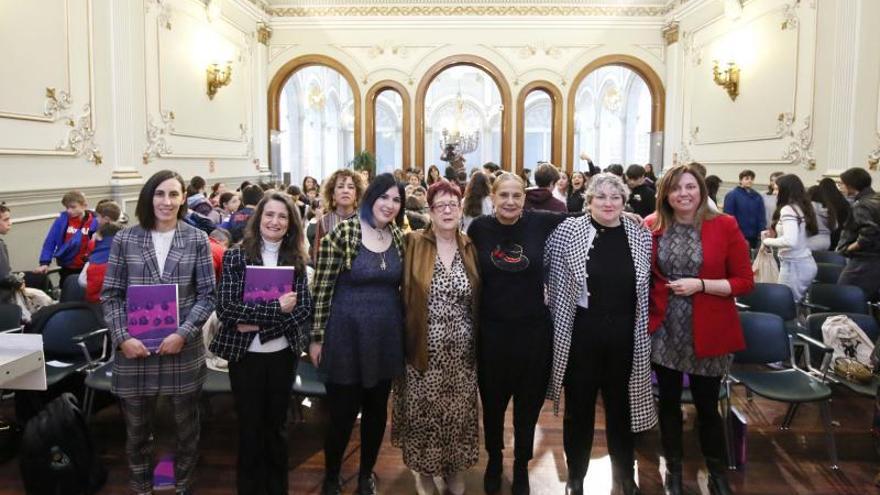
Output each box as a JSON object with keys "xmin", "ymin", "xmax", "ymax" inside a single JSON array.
[
  {"xmin": 723, "ymin": 169, "xmax": 766, "ymax": 248},
  {"xmin": 37, "ymin": 190, "xmax": 99, "ymax": 282}
]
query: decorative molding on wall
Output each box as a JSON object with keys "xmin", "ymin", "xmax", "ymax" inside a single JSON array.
[
  {"xmin": 776, "ymin": 112, "xmax": 794, "ymax": 137},
  {"xmin": 143, "ymin": 111, "xmax": 175, "ymax": 164},
  {"xmin": 56, "ymin": 104, "xmax": 102, "ymax": 165},
  {"xmin": 662, "ymin": 22, "xmax": 680, "ymax": 45},
  {"xmin": 825, "ymin": 0, "xmax": 858, "ymax": 170},
  {"xmin": 43, "ymin": 87, "xmax": 73, "ymax": 122},
  {"xmin": 267, "ymin": 4, "xmax": 674, "ymax": 18},
  {"xmin": 781, "ymin": 115, "xmax": 815, "ymax": 170}
]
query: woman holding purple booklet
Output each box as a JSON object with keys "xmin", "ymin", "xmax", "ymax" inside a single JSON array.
[
  {"xmin": 102, "ymin": 169, "xmax": 216, "ymax": 495},
  {"xmin": 210, "ymin": 192, "xmax": 314, "ymax": 495}
]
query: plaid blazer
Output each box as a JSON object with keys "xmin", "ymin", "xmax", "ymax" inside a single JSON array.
[
  {"xmin": 102, "ymin": 222, "xmax": 216, "ymax": 398},
  {"xmin": 210, "ymin": 246, "xmax": 313, "ymax": 362},
  {"xmin": 311, "ymin": 217, "xmax": 404, "ymax": 343}
]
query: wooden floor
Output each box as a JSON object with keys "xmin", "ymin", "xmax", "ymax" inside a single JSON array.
[{"xmin": 1, "ymin": 385, "xmax": 878, "ymax": 494}]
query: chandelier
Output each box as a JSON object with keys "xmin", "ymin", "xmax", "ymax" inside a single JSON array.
[{"xmin": 439, "ymin": 89, "xmax": 480, "ymax": 158}]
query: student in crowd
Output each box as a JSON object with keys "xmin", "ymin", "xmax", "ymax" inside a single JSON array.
[
  {"xmin": 102, "ymin": 169, "xmax": 216, "ymax": 495},
  {"xmin": 78, "ymin": 201, "xmax": 122, "ymax": 304},
  {"xmin": 625, "ymin": 164, "xmax": 657, "ymax": 217},
  {"xmin": 519, "ymin": 168, "xmax": 532, "ymax": 187},
  {"xmin": 525, "ymin": 163, "xmax": 567, "ymax": 213},
  {"xmin": 811, "ymin": 178, "xmax": 851, "ymax": 250},
  {"xmin": 722, "ymin": 169, "xmax": 766, "ymax": 249},
  {"xmin": 467, "ymin": 173, "xmax": 572, "ymax": 495},
  {"xmin": 605, "ymin": 164, "xmax": 624, "ymax": 178},
  {"xmin": 186, "ymin": 176, "xmax": 207, "ymax": 204},
  {"xmin": 762, "ymin": 175, "xmax": 818, "ymax": 302},
  {"xmin": 393, "ymin": 180, "xmax": 481, "ymax": 495},
  {"xmin": 644, "ymin": 163, "xmax": 658, "ymax": 185},
  {"xmin": 37, "ymin": 190, "xmax": 99, "ymax": 281},
  {"xmin": 567, "ymin": 171, "xmax": 588, "ymax": 213},
  {"xmin": 806, "ymin": 185, "xmax": 832, "ymax": 251},
  {"xmin": 648, "ymin": 164, "xmax": 753, "ymax": 495},
  {"xmin": 0, "ymin": 203, "xmax": 12, "ymax": 280},
  {"xmin": 211, "ymin": 193, "xmax": 313, "ymax": 495},
  {"xmin": 482, "ymin": 162, "xmax": 500, "ymax": 176},
  {"xmin": 836, "ymin": 167, "xmax": 880, "ymax": 301},
  {"xmin": 545, "ymin": 173, "xmax": 656, "ymax": 495},
  {"xmin": 553, "ymin": 170, "xmax": 571, "ymax": 205},
  {"xmin": 762, "ymin": 171, "xmax": 785, "ymax": 229},
  {"xmin": 309, "ymin": 173, "xmax": 406, "ymax": 495},
  {"xmin": 217, "ymin": 192, "xmax": 241, "ymax": 224},
  {"xmin": 407, "ymin": 172, "xmax": 421, "ymax": 190},
  {"xmin": 224, "ymin": 185, "xmax": 265, "ymax": 243},
  {"xmin": 404, "ymin": 195, "xmax": 429, "ymax": 231},
  {"xmin": 302, "ymin": 176, "xmax": 319, "ymax": 195},
  {"xmin": 208, "ymin": 228, "xmax": 231, "ymax": 281},
  {"xmin": 461, "ymin": 172, "xmax": 493, "ymax": 233},
  {"xmin": 704, "ymin": 175, "xmax": 722, "ymax": 206},
  {"xmin": 311, "ymin": 169, "xmax": 365, "ymax": 263},
  {"xmin": 427, "ymin": 165, "xmax": 442, "ymax": 187}
]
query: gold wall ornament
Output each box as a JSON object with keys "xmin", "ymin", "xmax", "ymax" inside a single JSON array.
[
  {"xmin": 712, "ymin": 60, "xmax": 740, "ymax": 101},
  {"xmin": 206, "ymin": 62, "xmax": 232, "ymax": 100},
  {"xmin": 43, "ymin": 87, "xmax": 72, "ymax": 121},
  {"xmin": 781, "ymin": 116, "xmax": 815, "ymax": 170},
  {"xmin": 55, "ymin": 104, "xmax": 102, "ymax": 166},
  {"xmin": 256, "ymin": 22, "xmax": 272, "ymax": 45}
]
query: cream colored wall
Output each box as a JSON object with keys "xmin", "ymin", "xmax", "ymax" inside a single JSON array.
[
  {"xmin": 267, "ymin": 14, "xmax": 668, "ymax": 178},
  {"xmin": 0, "ymin": 0, "xmax": 269, "ymax": 272},
  {"xmin": 665, "ymin": 0, "xmax": 880, "ymax": 188}
]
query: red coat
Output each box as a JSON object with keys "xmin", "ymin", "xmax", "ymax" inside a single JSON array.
[{"xmin": 648, "ymin": 214, "xmax": 754, "ymax": 358}]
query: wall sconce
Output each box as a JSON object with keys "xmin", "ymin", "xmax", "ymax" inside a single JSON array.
[
  {"xmin": 206, "ymin": 62, "xmax": 232, "ymax": 100},
  {"xmin": 712, "ymin": 60, "xmax": 740, "ymax": 101}
]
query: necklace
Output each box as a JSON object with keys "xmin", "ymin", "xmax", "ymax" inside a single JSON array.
[
  {"xmin": 373, "ymin": 224, "xmax": 388, "ymax": 241},
  {"xmin": 379, "ymin": 251, "xmax": 387, "ymax": 271}
]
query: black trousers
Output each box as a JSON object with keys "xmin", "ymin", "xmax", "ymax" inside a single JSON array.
[
  {"xmin": 323, "ymin": 380, "xmax": 392, "ymax": 480},
  {"xmin": 228, "ymin": 347, "xmax": 298, "ymax": 495},
  {"xmin": 654, "ymin": 364, "xmax": 726, "ymax": 462},
  {"xmin": 478, "ymin": 315, "xmax": 552, "ymax": 462},
  {"xmin": 563, "ymin": 309, "xmax": 635, "ymax": 480}
]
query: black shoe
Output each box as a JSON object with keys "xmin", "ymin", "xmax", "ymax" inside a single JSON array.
[
  {"xmin": 321, "ymin": 477, "xmax": 342, "ymax": 495},
  {"xmin": 706, "ymin": 457, "xmax": 733, "ymax": 495},
  {"xmin": 483, "ymin": 452, "xmax": 502, "ymax": 493},
  {"xmin": 511, "ymin": 459, "xmax": 530, "ymax": 495},
  {"xmin": 663, "ymin": 459, "xmax": 684, "ymax": 495},
  {"xmin": 356, "ymin": 472, "xmax": 378, "ymax": 495},
  {"xmin": 564, "ymin": 478, "xmax": 583, "ymax": 495}
]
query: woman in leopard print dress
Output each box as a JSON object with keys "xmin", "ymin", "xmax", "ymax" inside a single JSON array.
[{"xmin": 393, "ymin": 180, "xmax": 481, "ymax": 495}]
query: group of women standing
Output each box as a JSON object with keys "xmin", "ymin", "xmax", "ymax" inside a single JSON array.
[{"xmin": 102, "ymin": 163, "xmax": 754, "ymax": 495}]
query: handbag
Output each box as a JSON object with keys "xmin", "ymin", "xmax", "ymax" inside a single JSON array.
[
  {"xmin": 751, "ymin": 247, "xmax": 779, "ymax": 284},
  {"xmin": 833, "ymin": 357, "xmax": 874, "ymax": 384}
]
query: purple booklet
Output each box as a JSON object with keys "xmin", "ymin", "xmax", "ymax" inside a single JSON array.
[
  {"xmin": 153, "ymin": 454, "xmax": 175, "ymax": 490},
  {"xmin": 243, "ymin": 266, "xmax": 295, "ymax": 304},
  {"xmin": 126, "ymin": 284, "xmax": 179, "ymax": 352}
]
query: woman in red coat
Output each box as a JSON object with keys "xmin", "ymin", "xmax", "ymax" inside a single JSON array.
[{"xmin": 648, "ymin": 164, "xmax": 753, "ymax": 495}]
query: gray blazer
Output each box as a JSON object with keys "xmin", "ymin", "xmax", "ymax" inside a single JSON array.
[{"xmin": 102, "ymin": 222, "xmax": 216, "ymax": 398}]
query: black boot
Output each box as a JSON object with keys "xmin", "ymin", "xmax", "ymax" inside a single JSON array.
[
  {"xmin": 706, "ymin": 457, "xmax": 733, "ymax": 495},
  {"xmin": 321, "ymin": 476, "xmax": 342, "ymax": 495},
  {"xmin": 663, "ymin": 458, "xmax": 684, "ymax": 495},
  {"xmin": 511, "ymin": 458, "xmax": 530, "ymax": 495},
  {"xmin": 483, "ymin": 452, "xmax": 502, "ymax": 494},
  {"xmin": 611, "ymin": 458, "xmax": 641, "ymax": 495},
  {"xmin": 564, "ymin": 477, "xmax": 583, "ymax": 495},
  {"xmin": 356, "ymin": 472, "xmax": 378, "ymax": 495}
]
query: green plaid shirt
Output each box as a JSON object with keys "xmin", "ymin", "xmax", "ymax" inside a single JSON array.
[{"xmin": 311, "ymin": 217, "xmax": 405, "ymax": 343}]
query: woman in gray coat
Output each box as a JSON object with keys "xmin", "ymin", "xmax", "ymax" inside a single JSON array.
[
  {"xmin": 102, "ymin": 169, "xmax": 216, "ymax": 495},
  {"xmin": 544, "ymin": 173, "xmax": 656, "ymax": 495}
]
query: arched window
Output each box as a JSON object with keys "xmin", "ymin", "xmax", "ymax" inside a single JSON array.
[
  {"xmin": 516, "ymin": 81, "xmax": 562, "ymax": 172},
  {"xmin": 268, "ymin": 55, "xmax": 361, "ymax": 183},
  {"xmin": 366, "ymin": 81, "xmax": 410, "ymax": 176},
  {"xmin": 567, "ymin": 55, "xmax": 665, "ymax": 172},
  {"xmin": 416, "ymin": 55, "xmax": 512, "ymax": 172}
]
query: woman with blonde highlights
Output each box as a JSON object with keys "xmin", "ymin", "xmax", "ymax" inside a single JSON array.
[{"xmin": 311, "ymin": 169, "xmax": 366, "ymax": 262}]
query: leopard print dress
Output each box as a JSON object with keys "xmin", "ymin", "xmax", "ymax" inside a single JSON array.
[{"xmin": 392, "ymin": 251, "xmax": 480, "ymax": 476}]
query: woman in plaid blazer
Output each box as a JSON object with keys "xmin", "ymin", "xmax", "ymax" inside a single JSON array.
[
  {"xmin": 102, "ymin": 170, "xmax": 216, "ymax": 495},
  {"xmin": 211, "ymin": 192, "xmax": 313, "ymax": 495}
]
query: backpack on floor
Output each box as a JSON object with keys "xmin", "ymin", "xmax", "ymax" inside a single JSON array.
[{"xmin": 19, "ymin": 393, "xmax": 106, "ymax": 495}]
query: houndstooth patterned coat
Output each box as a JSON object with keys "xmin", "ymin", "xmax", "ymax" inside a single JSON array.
[{"xmin": 544, "ymin": 214, "xmax": 657, "ymax": 433}]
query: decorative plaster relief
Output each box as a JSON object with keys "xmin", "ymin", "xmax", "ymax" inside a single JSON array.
[
  {"xmin": 776, "ymin": 112, "xmax": 794, "ymax": 137},
  {"xmin": 43, "ymin": 87, "xmax": 72, "ymax": 121},
  {"xmin": 143, "ymin": 111, "xmax": 175, "ymax": 164},
  {"xmin": 56, "ymin": 104, "xmax": 102, "ymax": 165},
  {"xmin": 781, "ymin": 116, "xmax": 815, "ymax": 169}
]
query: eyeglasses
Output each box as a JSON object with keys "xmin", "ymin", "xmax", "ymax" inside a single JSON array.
[{"xmin": 430, "ymin": 202, "xmax": 461, "ymax": 212}]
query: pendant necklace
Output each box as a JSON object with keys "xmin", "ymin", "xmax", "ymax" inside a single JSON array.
[{"xmin": 379, "ymin": 251, "xmax": 387, "ymax": 271}]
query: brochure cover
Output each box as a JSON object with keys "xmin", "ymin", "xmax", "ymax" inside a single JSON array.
[
  {"xmin": 127, "ymin": 284, "xmax": 179, "ymax": 352},
  {"xmin": 243, "ymin": 266, "xmax": 295, "ymax": 304},
  {"xmin": 153, "ymin": 454, "xmax": 175, "ymax": 491}
]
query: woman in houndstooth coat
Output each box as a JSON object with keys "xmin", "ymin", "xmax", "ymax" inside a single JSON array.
[{"xmin": 544, "ymin": 173, "xmax": 656, "ymax": 495}]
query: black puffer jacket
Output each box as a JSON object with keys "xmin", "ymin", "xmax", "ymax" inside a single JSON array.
[{"xmin": 837, "ymin": 187, "xmax": 880, "ymax": 257}]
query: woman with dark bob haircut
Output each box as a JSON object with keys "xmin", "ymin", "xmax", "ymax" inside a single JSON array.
[
  {"xmin": 309, "ymin": 173, "xmax": 406, "ymax": 495},
  {"xmin": 102, "ymin": 169, "xmax": 216, "ymax": 494},
  {"xmin": 211, "ymin": 192, "xmax": 314, "ymax": 494}
]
